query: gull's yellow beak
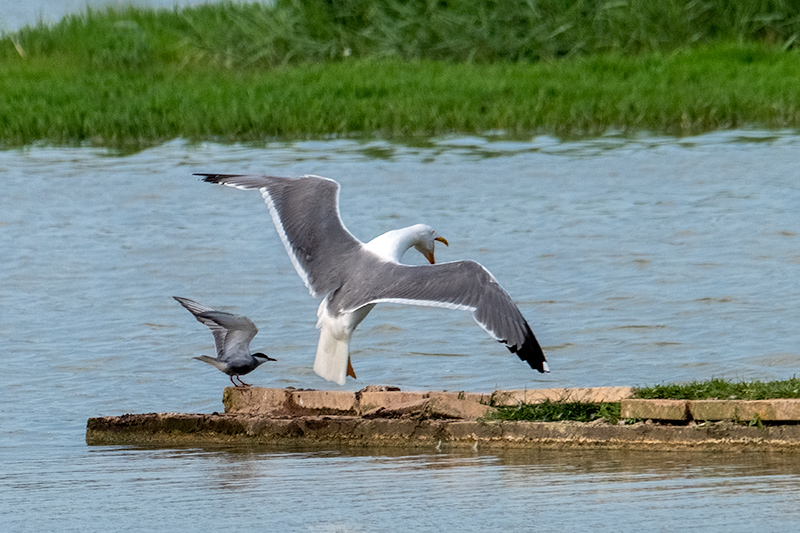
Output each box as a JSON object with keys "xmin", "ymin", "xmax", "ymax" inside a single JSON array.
[{"xmin": 426, "ymin": 235, "xmax": 449, "ymax": 264}]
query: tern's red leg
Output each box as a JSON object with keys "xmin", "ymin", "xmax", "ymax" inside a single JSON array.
[{"xmin": 235, "ymin": 375, "xmax": 252, "ymax": 387}]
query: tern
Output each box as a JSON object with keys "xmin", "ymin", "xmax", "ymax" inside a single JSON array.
[{"xmin": 174, "ymin": 296, "xmax": 276, "ymax": 387}]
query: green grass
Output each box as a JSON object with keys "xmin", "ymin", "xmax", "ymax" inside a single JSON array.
[
  {"xmin": 3, "ymin": 45, "xmax": 800, "ymax": 148},
  {"xmin": 3, "ymin": 2, "xmax": 800, "ymax": 147},
  {"xmin": 8, "ymin": 0, "xmax": 799, "ymax": 66},
  {"xmin": 634, "ymin": 377, "xmax": 800, "ymax": 400},
  {"xmin": 487, "ymin": 378, "xmax": 800, "ymax": 423},
  {"xmin": 490, "ymin": 400, "xmax": 622, "ymax": 424}
]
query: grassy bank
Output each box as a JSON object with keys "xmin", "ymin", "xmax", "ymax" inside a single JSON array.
[
  {"xmin": 3, "ymin": 2, "xmax": 800, "ymax": 147},
  {"xmin": 634, "ymin": 377, "xmax": 800, "ymax": 400},
  {"xmin": 4, "ymin": 45, "xmax": 799, "ymax": 147},
  {"xmin": 489, "ymin": 378, "xmax": 800, "ymax": 423},
  {"xmin": 9, "ymin": 0, "xmax": 800, "ymax": 66},
  {"xmin": 491, "ymin": 400, "xmax": 623, "ymax": 424}
]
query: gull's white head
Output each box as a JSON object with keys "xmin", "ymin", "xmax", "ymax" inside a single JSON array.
[
  {"xmin": 364, "ymin": 223, "xmax": 449, "ymax": 264},
  {"xmin": 410, "ymin": 224, "xmax": 449, "ymax": 264}
]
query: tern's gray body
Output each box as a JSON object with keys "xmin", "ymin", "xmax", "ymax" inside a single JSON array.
[{"xmin": 174, "ymin": 296, "xmax": 275, "ymax": 387}]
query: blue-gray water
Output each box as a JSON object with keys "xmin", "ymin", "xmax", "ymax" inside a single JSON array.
[{"xmin": 2, "ymin": 131, "xmax": 800, "ymax": 530}]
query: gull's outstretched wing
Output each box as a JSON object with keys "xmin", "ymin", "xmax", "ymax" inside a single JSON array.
[
  {"xmin": 332, "ymin": 260, "xmax": 548, "ymax": 373},
  {"xmin": 198, "ymin": 174, "xmax": 363, "ymax": 298}
]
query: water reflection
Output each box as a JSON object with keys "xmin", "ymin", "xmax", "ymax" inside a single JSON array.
[{"xmin": 8, "ymin": 444, "xmax": 799, "ymax": 531}]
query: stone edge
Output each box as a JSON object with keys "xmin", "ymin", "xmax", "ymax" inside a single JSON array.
[
  {"xmin": 222, "ymin": 386, "xmax": 636, "ymax": 417},
  {"xmin": 623, "ymin": 399, "xmax": 800, "ymax": 422},
  {"xmin": 86, "ymin": 413, "xmax": 800, "ymax": 451}
]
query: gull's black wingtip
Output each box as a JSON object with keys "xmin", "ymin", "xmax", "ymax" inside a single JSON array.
[
  {"xmin": 510, "ymin": 324, "xmax": 549, "ymax": 373},
  {"xmin": 522, "ymin": 344, "xmax": 549, "ymax": 374},
  {"xmin": 194, "ymin": 173, "xmax": 247, "ymax": 183}
]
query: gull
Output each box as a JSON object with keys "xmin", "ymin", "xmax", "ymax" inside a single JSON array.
[
  {"xmin": 198, "ymin": 173, "xmax": 548, "ymax": 386},
  {"xmin": 174, "ymin": 296, "xmax": 276, "ymax": 387}
]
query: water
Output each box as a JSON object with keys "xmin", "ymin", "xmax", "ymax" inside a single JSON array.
[
  {"xmin": 5, "ymin": 447, "xmax": 800, "ymax": 532},
  {"xmin": 2, "ymin": 131, "xmax": 800, "ymax": 530},
  {"xmin": 1, "ymin": 0, "xmax": 252, "ymax": 32}
]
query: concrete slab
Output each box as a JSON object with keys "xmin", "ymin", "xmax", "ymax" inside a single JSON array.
[
  {"xmin": 222, "ymin": 386, "xmax": 633, "ymax": 418},
  {"xmin": 88, "ymin": 387, "xmax": 800, "ymax": 450},
  {"xmin": 357, "ymin": 390, "xmax": 429, "ymax": 412},
  {"xmin": 223, "ymin": 387, "xmax": 289, "ymax": 415},
  {"xmin": 426, "ymin": 391, "xmax": 492, "ymax": 405},
  {"xmin": 691, "ymin": 399, "xmax": 800, "ymax": 422},
  {"xmin": 492, "ymin": 386, "xmax": 634, "ymax": 405},
  {"xmin": 739, "ymin": 399, "xmax": 800, "ymax": 422},
  {"xmin": 689, "ymin": 400, "xmax": 740, "ymax": 422},
  {"xmin": 290, "ymin": 390, "xmax": 357, "ymax": 415},
  {"xmin": 622, "ymin": 399, "xmax": 689, "ymax": 421},
  {"xmin": 426, "ymin": 397, "xmax": 497, "ymax": 419},
  {"xmin": 622, "ymin": 399, "xmax": 800, "ymax": 423},
  {"xmin": 85, "ymin": 413, "xmax": 800, "ymax": 451},
  {"xmin": 361, "ymin": 399, "xmax": 430, "ymax": 419}
]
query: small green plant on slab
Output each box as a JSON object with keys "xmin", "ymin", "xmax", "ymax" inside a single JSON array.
[{"xmin": 748, "ymin": 414, "xmax": 764, "ymax": 429}]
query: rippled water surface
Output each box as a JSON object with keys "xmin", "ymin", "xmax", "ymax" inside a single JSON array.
[{"xmin": 2, "ymin": 131, "xmax": 800, "ymax": 530}]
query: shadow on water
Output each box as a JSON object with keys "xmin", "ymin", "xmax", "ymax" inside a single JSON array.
[{"xmin": 89, "ymin": 442, "xmax": 800, "ymax": 488}]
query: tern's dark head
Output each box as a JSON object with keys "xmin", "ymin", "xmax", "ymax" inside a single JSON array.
[{"xmin": 253, "ymin": 353, "xmax": 277, "ymax": 366}]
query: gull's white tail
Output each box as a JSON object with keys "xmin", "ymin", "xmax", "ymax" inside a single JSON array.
[
  {"xmin": 313, "ymin": 324, "xmax": 350, "ymax": 386},
  {"xmin": 313, "ymin": 301, "xmax": 372, "ymax": 386}
]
